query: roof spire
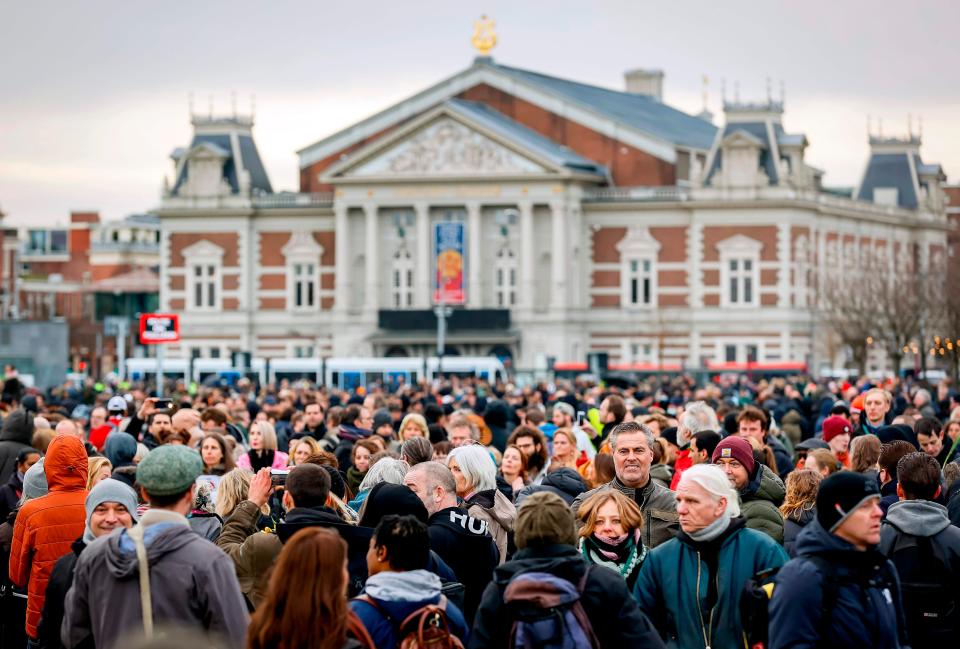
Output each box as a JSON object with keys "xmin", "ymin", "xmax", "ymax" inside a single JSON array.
[
  {"xmin": 734, "ymin": 81, "xmax": 740, "ymax": 103},
  {"xmin": 208, "ymin": 95, "xmax": 214, "ymax": 119},
  {"xmin": 907, "ymin": 113, "xmax": 912, "ymax": 138},
  {"xmin": 701, "ymin": 74, "xmax": 709, "ymax": 112},
  {"xmin": 721, "ymin": 78, "xmax": 727, "ymax": 104},
  {"xmin": 765, "ymin": 77, "xmax": 771, "ymax": 103},
  {"xmin": 867, "ymin": 114, "xmax": 872, "ymax": 138},
  {"xmin": 231, "ymin": 91, "xmax": 237, "ymax": 119},
  {"xmin": 188, "ymin": 92, "xmax": 194, "ymax": 117},
  {"xmin": 779, "ymin": 79, "xmax": 785, "ymax": 106},
  {"xmin": 471, "ymin": 15, "xmax": 497, "ymax": 57}
]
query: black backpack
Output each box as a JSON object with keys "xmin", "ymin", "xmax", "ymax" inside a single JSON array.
[{"xmin": 885, "ymin": 533, "xmax": 958, "ymax": 645}]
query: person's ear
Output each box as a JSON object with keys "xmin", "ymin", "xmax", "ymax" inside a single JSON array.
[
  {"xmin": 896, "ymin": 483, "xmax": 905, "ymax": 500},
  {"xmin": 934, "ymin": 485, "xmax": 942, "ymax": 499},
  {"xmin": 282, "ymin": 491, "xmax": 294, "ymax": 511},
  {"xmin": 377, "ymin": 544, "xmax": 389, "ymax": 563}
]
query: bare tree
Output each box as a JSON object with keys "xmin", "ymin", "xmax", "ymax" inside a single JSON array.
[{"xmin": 819, "ymin": 274, "xmax": 883, "ymax": 376}]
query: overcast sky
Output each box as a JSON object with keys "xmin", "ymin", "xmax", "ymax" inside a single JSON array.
[{"xmin": 2, "ymin": 0, "xmax": 958, "ymax": 226}]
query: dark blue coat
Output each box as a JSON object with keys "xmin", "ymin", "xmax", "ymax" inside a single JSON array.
[{"xmin": 769, "ymin": 520, "xmax": 909, "ymax": 649}]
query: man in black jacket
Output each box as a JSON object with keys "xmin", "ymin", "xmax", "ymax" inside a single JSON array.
[
  {"xmin": 404, "ymin": 461, "xmax": 498, "ymax": 624},
  {"xmin": 0, "ymin": 448, "xmax": 40, "ymax": 521},
  {"xmin": 469, "ymin": 491, "xmax": 665, "ymax": 649},
  {"xmin": 0, "ymin": 409, "xmax": 34, "ymax": 485},
  {"xmin": 880, "ymin": 452, "xmax": 960, "ymax": 645}
]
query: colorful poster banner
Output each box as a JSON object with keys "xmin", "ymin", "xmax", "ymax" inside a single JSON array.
[{"xmin": 434, "ymin": 222, "xmax": 465, "ymax": 304}]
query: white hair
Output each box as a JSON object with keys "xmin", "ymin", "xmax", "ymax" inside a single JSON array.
[
  {"xmin": 678, "ymin": 464, "xmax": 741, "ymax": 518},
  {"xmin": 358, "ymin": 457, "xmax": 408, "ymax": 493},
  {"xmin": 447, "ymin": 444, "xmax": 496, "ymax": 492},
  {"xmin": 678, "ymin": 401, "xmax": 719, "ymax": 445}
]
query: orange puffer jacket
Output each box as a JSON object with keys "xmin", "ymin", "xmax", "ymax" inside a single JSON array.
[{"xmin": 9, "ymin": 435, "xmax": 88, "ymax": 638}]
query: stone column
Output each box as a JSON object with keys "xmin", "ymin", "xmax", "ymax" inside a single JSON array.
[
  {"xmin": 334, "ymin": 203, "xmax": 349, "ymax": 312},
  {"xmin": 363, "ymin": 204, "xmax": 378, "ymax": 311},
  {"xmin": 467, "ymin": 202, "xmax": 482, "ymax": 308},
  {"xmin": 519, "ymin": 200, "xmax": 534, "ymax": 310},
  {"xmin": 550, "ymin": 200, "xmax": 567, "ymax": 310},
  {"xmin": 415, "ymin": 203, "xmax": 430, "ymax": 307}
]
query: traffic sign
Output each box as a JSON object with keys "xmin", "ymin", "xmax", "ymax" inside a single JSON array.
[{"xmin": 139, "ymin": 313, "xmax": 180, "ymax": 344}]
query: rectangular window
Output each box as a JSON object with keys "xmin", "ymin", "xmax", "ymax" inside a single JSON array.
[
  {"xmin": 291, "ymin": 262, "xmax": 317, "ymax": 310},
  {"xmin": 725, "ymin": 256, "xmax": 757, "ymax": 306},
  {"xmin": 725, "ymin": 345, "xmax": 737, "ymax": 363},
  {"xmin": 191, "ymin": 264, "xmax": 218, "ymax": 310},
  {"xmin": 624, "ymin": 257, "xmax": 654, "ymax": 306}
]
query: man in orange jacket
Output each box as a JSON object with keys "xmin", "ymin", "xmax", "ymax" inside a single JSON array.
[{"xmin": 9, "ymin": 434, "xmax": 88, "ymax": 645}]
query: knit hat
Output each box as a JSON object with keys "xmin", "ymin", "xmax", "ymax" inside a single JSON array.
[
  {"xmin": 822, "ymin": 415, "xmax": 853, "ymax": 443},
  {"xmin": 323, "ymin": 466, "xmax": 347, "ymax": 500},
  {"xmin": 84, "ymin": 478, "xmax": 139, "ymax": 543},
  {"xmin": 661, "ymin": 426, "xmax": 679, "ymax": 448},
  {"xmin": 358, "ymin": 483, "xmax": 428, "ymax": 528},
  {"xmin": 850, "ymin": 394, "xmax": 865, "ymax": 415},
  {"xmin": 711, "ymin": 436, "xmax": 756, "ymax": 474},
  {"xmin": 136, "ymin": 445, "xmax": 203, "ymax": 497},
  {"xmin": 515, "ymin": 491, "xmax": 577, "ymax": 549},
  {"xmin": 816, "ymin": 471, "xmax": 881, "ymax": 533},
  {"xmin": 20, "ymin": 458, "xmax": 48, "ymax": 503},
  {"xmin": 372, "ymin": 408, "xmax": 393, "ymax": 432}
]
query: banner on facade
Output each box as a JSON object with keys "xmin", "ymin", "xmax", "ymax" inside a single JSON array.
[{"xmin": 433, "ymin": 222, "xmax": 465, "ymax": 305}]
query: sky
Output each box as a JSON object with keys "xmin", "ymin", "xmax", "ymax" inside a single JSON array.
[{"xmin": 1, "ymin": 0, "xmax": 958, "ymax": 227}]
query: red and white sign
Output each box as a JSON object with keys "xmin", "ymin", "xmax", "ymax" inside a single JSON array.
[{"xmin": 139, "ymin": 313, "xmax": 180, "ymax": 344}]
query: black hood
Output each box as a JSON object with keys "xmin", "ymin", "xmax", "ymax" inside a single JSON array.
[
  {"xmin": 277, "ymin": 506, "xmax": 374, "ymax": 546},
  {"xmin": 0, "ymin": 409, "xmax": 34, "ymax": 444},
  {"xmin": 484, "ymin": 400, "xmax": 509, "ymax": 429},
  {"xmin": 491, "ymin": 544, "xmax": 584, "ymax": 588},
  {"xmin": 540, "ymin": 468, "xmax": 587, "ymax": 500}
]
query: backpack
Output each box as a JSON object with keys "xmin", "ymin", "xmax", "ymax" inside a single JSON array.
[
  {"xmin": 741, "ymin": 554, "xmax": 907, "ymax": 649},
  {"xmin": 503, "ymin": 568, "xmax": 600, "ymax": 649},
  {"xmin": 355, "ymin": 594, "xmax": 464, "ymax": 649},
  {"xmin": 885, "ymin": 533, "xmax": 958, "ymax": 645}
]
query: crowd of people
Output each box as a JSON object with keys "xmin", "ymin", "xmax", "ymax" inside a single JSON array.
[{"xmin": 1, "ymin": 367, "xmax": 959, "ymax": 648}]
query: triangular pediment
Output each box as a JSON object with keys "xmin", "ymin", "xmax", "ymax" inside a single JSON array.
[
  {"xmin": 326, "ymin": 109, "xmax": 556, "ymax": 181},
  {"xmin": 181, "ymin": 239, "xmax": 225, "ymax": 260},
  {"xmin": 721, "ymin": 129, "xmax": 765, "ymax": 149}
]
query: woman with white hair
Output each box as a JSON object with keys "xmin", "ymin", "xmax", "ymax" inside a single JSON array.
[
  {"xmin": 237, "ymin": 420, "xmax": 288, "ymax": 471},
  {"xmin": 349, "ymin": 457, "xmax": 407, "ymax": 512},
  {"xmin": 447, "ymin": 445, "xmax": 516, "ymax": 563},
  {"xmin": 632, "ymin": 464, "xmax": 788, "ymax": 649}
]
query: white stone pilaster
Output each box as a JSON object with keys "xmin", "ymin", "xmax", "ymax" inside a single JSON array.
[
  {"xmin": 466, "ymin": 202, "xmax": 482, "ymax": 308},
  {"xmin": 415, "ymin": 203, "xmax": 430, "ymax": 308},
  {"xmin": 550, "ymin": 200, "xmax": 567, "ymax": 310},
  {"xmin": 519, "ymin": 200, "xmax": 534, "ymax": 309},
  {"xmin": 688, "ymin": 219, "xmax": 704, "ymax": 308},
  {"xmin": 334, "ymin": 203, "xmax": 349, "ymax": 312},
  {"xmin": 777, "ymin": 222, "xmax": 790, "ymax": 307},
  {"xmin": 363, "ymin": 204, "xmax": 379, "ymax": 311}
]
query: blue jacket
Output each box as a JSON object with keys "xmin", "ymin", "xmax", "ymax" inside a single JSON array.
[
  {"xmin": 350, "ymin": 569, "xmax": 468, "ymax": 648},
  {"xmin": 633, "ymin": 517, "xmax": 788, "ymax": 649},
  {"xmin": 769, "ymin": 520, "xmax": 909, "ymax": 649}
]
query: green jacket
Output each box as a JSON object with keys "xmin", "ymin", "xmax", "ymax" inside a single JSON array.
[
  {"xmin": 633, "ymin": 517, "xmax": 788, "ymax": 649},
  {"xmin": 740, "ymin": 464, "xmax": 785, "ymax": 544}
]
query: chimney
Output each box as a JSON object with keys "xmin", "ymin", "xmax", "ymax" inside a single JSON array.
[{"xmin": 624, "ymin": 68, "xmax": 664, "ymax": 101}]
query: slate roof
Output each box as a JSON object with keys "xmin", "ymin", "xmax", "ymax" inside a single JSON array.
[
  {"xmin": 483, "ymin": 60, "xmax": 717, "ymax": 151},
  {"xmin": 171, "ymin": 132, "xmax": 273, "ymax": 196},
  {"xmin": 855, "ymin": 153, "xmax": 919, "ymax": 209},
  {"xmin": 446, "ymin": 99, "xmax": 608, "ymax": 177},
  {"xmin": 705, "ymin": 122, "xmax": 782, "ymax": 185}
]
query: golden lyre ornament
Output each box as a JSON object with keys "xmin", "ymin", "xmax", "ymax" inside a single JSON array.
[{"xmin": 472, "ymin": 15, "xmax": 497, "ymax": 56}]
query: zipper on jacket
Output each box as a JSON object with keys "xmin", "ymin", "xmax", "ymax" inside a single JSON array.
[{"xmin": 694, "ymin": 550, "xmax": 713, "ymax": 649}]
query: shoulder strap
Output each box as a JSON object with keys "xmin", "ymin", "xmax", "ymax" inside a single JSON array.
[
  {"xmin": 347, "ymin": 609, "xmax": 377, "ymax": 649},
  {"xmin": 127, "ymin": 525, "xmax": 153, "ymax": 638},
  {"xmin": 576, "ymin": 564, "xmax": 592, "ymax": 593}
]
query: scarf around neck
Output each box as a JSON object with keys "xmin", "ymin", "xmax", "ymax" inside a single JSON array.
[
  {"xmin": 248, "ymin": 449, "xmax": 276, "ymax": 472},
  {"xmin": 686, "ymin": 515, "xmax": 731, "ymax": 542}
]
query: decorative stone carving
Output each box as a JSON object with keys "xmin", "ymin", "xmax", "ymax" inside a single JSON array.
[{"xmin": 351, "ymin": 117, "xmax": 544, "ymax": 176}]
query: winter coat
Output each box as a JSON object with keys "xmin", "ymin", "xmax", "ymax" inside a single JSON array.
[
  {"xmin": 465, "ymin": 488, "xmax": 516, "ymax": 565},
  {"xmin": 578, "ymin": 532, "xmax": 648, "ymax": 591},
  {"xmin": 779, "ymin": 409, "xmax": 805, "ymax": 446},
  {"xmin": 879, "ymin": 499, "xmax": 960, "ymax": 645},
  {"xmin": 215, "ymin": 500, "xmax": 282, "ymax": 608},
  {"xmin": 236, "ymin": 449, "xmax": 288, "ymax": 471},
  {"xmin": 649, "ymin": 463, "xmax": 674, "ymax": 489},
  {"xmin": 740, "ymin": 464, "xmax": 786, "ymax": 543},
  {"xmin": 633, "ymin": 517, "xmax": 788, "ymax": 649},
  {"xmin": 513, "ymin": 467, "xmax": 587, "ymax": 506},
  {"xmin": 0, "ymin": 508, "xmax": 28, "ymax": 649},
  {"xmin": 10, "ymin": 435, "xmax": 88, "ymax": 638},
  {"xmin": 482, "ymin": 401, "xmax": 510, "ymax": 452},
  {"xmin": 36, "ymin": 538, "xmax": 84, "ymax": 649},
  {"xmin": 947, "ymin": 478, "xmax": 960, "ymax": 528},
  {"xmin": 0, "ymin": 409, "xmax": 34, "ymax": 486},
  {"xmin": 351, "ymin": 569, "xmax": 469, "ymax": 648},
  {"xmin": 426, "ymin": 506, "xmax": 500, "ymax": 624},
  {"xmin": 62, "ymin": 509, "xmax": 249, "ymax": 649},
  {"xmin": 767, "ymin": 435, "xmax": 794, "ymax": 478},
  {"xmin": 187, "ymin": 512, "xmax": 222, "ymax": 542},
  {"xmin": 783, "ymin": 507, "xmax": 816, "ymax": 557},
  {"xmin": 469, "ymin": 543, "xmax": 666, "ymax": 649},
  {"xmin": 769, "ymin": 520, "xmax": 909, "ymax": 649},
  {"xmin": 572, "ymin": 476, "xmax": 680, "ymax": 549},
  {"xmin": 0, "ymin": 469, "xmax": 24, "ymax": 522}
]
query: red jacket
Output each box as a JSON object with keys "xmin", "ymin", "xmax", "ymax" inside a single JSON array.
[
  {"xmin": 669, "ymin": 448, "xmax": 692, "ymax": 490},
  {"xmin": 9, "ymin": 435, "xmax": 88, "ymax": 638}
]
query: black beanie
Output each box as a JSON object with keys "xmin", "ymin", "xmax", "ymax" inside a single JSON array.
[
  {"xmin": 816, "ymin": 471, "xmax": 881, "ymax": 533},
  {"xmin": 322, "ymin": 466, "xmax": 346, "ymax": 500},
  {"xmin": 357, "ymin": 483, "xmax": 428, "ymax": 529}
]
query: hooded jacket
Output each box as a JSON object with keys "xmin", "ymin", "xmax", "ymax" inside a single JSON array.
[
  {"xmin": 769, "ymin": 520, "xmax": 908, "ymax": 649},
  {"xmin": 482, "ymin": 401, "xmax": 510, "ymax": 452},
  {"xmin": 783, "ymin": 507, "xmax": 816, "ymax": 557},
  {"xmin": 572, "ymin": 476, "xmax": 680, "ymax": 549},
  {"xmin": 62, "ymin": 509, "xmax": 248, "ymax": 649},
  {"xmin": 465, "ymin": 488, "xmax": 516, "ymax": 565},
  {"xmin": 103, "ymin": 433, "xmax": 137, "ymax": 470},
  {"xmin": 36, "ymin": 537, "xmax": 84, "ymax": 649},
  {"xmin": 0, "ymin": 409, "xmax": 35, "ymax": 486},
  {"xmin": 350, "ymin": 570, "xmax": 469, "ymax": 648},
  {"xmin": 0, "ymin": 469, "xmax": 24, "ymax": 522},
  {"xmin": 469, "ymin": 543, "xmax": 665, "ymax": 649},
  {"xmin": 514, "ymin": 467, "xmax": 587, "ymax": 506},
  {"xmin": 10, "ymin": 435, "xmax": 88, "ymax": 638},
  {"xmin": 633, "ymin": 517, "xmax": 788, "ymax": 649},
  {"xmin": 427, "ymin": 506, "xmax": 499, "ymax": 624},
  {"xmin": 740, "ymin": 464, "xmax": 786, "ymax": 543},
  {"xmin": 879, "ymin": 499, "xmax": 960, "ymax": 644}
]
